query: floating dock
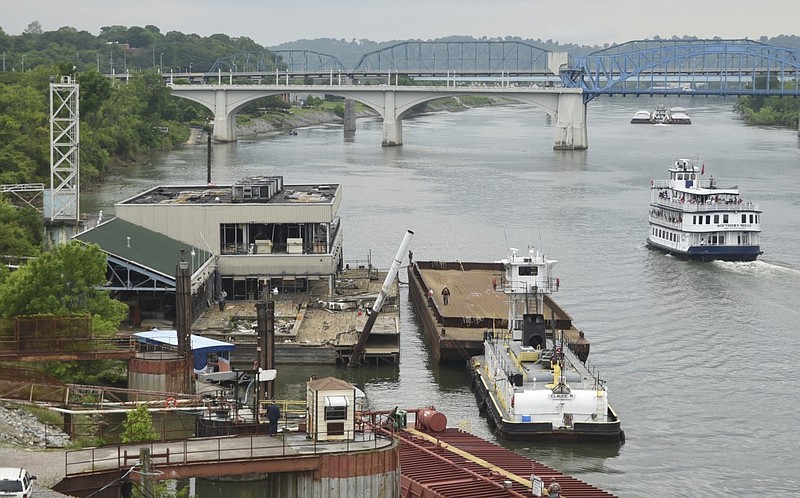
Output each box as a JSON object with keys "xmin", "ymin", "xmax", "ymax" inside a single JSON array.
[
  {"xmin": 408, "ymin": 260, "xmax": 578, "ymax": 363},
  {"xmin": 193, "ymin": 267, "xmax": 400, "ymax": 365}
]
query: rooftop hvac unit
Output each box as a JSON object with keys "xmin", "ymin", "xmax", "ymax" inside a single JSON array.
[{"xmin": 231, "ymin": 175, "xmax": 284, "ymax": 202}]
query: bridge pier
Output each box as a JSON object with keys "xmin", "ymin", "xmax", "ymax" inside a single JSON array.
[
  {"xmin": 553, "ymin": 93, "xmax": 588, "ymax": 150},
  {"xmin": 213, "ymin": 89, "xmax": 237, "ymax": 142},
  {"xmin": 381, "ymin": 91, "xmax": 402, "ymax": 146},
  {"xmin": 343, "ymin": 99, "xmax": 356, "ymax": 134}
]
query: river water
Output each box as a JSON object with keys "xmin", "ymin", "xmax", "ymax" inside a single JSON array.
[{"xmin": 85, "ymin": 97, "xmax": 800, "ymax": 497}]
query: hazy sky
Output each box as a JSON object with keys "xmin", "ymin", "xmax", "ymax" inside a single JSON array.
[{"xmin": 3, "ymin": 0, "xmax": 797, "ymax": 47}]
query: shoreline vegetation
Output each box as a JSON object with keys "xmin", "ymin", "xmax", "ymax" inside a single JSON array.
[{"xmin": 233, "ymin": 94, "xmax": 506, "ymax": 138}]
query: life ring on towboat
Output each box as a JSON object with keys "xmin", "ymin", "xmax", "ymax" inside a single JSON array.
[{"xmin": 165, "ymin": 397, "xmax": 178, "ymax": 408}]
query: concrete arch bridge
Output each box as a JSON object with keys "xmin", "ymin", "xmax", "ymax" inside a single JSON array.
[{"xmin": 170, "ymin": 81, "xmax": 586, "ymax": 150}]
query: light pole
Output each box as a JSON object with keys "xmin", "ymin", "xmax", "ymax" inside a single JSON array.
[{"xmin": 160, "ymin": 53, "xmax": 163, "ymax": 74}]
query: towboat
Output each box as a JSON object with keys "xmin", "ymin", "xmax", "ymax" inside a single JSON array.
[
  {"xmin": 468, "ymin": 247, "xmax": 623, "ymax": 442},
  {"xmin": 647, "ymin": 158, "xmax": 762, "ymax": 261},
  {"xmin": 651, "ymin": 104, "xmax": 670, "ymax": 124}
]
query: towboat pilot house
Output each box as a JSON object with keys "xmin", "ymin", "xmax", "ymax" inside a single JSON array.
[{"xmin": 114, "ymin": 176, "xmax": 344, "ymax": 300}]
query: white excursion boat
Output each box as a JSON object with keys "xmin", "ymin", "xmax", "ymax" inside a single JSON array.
[
  {"xmin": 468, "ymin": 247, "xmax": 623, "ymax": 442},
  {"xmin": 647, "ymin": 158, "xmax": 762, "ymax": 261}
]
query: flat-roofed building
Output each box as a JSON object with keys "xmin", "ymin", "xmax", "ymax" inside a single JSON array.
[{"xmin": 114, "ymin": 176, "xmax": 343, "ymax": 300}]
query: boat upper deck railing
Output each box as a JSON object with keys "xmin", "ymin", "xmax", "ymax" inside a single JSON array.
[
  {"xmin": 651, "ymin": 197, "xmax": 759, "ymax": 212},
  {"xmin": 653, "ymin": 179, "xmax": 717, "ymax": 189}
]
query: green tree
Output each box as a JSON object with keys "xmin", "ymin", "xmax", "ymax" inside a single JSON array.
[
  {"xmin": 121, "ymin": 404, "xmax": 159, "ymax": 443},
  {"xmin": 0, "ymin": 241, "xmax": 127, "ymax": 333},
  {"xmin": 0, "ymin": 197, "xmax": 42, "ymax": 257}
]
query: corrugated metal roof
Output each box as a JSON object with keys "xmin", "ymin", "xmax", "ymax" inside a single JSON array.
[
  {"xmin": 398, "ymin": 427, "xmax": 617, "ymax": 498},
  {"xmin": 74, "ymin": 217, "xmax": 208, "ymax": 277}
]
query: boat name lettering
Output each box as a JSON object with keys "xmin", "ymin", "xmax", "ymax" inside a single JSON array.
[
  {"xmin": 550, "ymin": 393, "xmax": 575, "ymax": 400},
  {"xmin": 715, "ymin": 224, "xmax": 752, "ymax": 229}
]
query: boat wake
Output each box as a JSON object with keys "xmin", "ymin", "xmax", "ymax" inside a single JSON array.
[{"xmin": 711, "ymin": 258, "xmax": 800, "ymax": 277}]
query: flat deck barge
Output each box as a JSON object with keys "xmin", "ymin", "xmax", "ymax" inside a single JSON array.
[
  {"xmin": 192, "ymin": 268, "xmax": 400, "ymax": 365},
  {"xmin": 408, "ymin": 260, "xmax": 579, "ymax": 363}
]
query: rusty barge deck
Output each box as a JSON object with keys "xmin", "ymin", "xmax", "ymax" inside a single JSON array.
[
  {"xmin": 398, "ymin": 426, "xmax": 617, "ymax": 498},
  {"xmin": 408, "ymin": 260, "xmax": 579, "ymax": 363}
]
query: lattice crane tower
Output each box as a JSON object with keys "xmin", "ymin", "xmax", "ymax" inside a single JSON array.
[{"xmin": 46, "ymin": 75, "xmax": 80, "ymax": 237}]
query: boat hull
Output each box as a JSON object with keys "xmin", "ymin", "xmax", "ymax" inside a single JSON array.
[
  {"xmin": 468, "ymin": 359, "xmax": 623, "ymax": 443},
  {"xmin": 647, "ymin": 240, "xmax": 761, "ymax": 262}
]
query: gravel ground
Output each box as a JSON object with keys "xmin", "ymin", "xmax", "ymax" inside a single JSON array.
[{"xmin": 0, "ymin": 444, "xmax": 70, "ymax": 495}]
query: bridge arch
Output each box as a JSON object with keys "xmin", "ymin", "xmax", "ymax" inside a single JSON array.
[
  {"xmin": 353, "ymin": 40, "xmax": 552, "ymax": 74},
  {"xmin": 563, "ymin": 39, "xmax": 800, "ymax": 101},
  {"xmin": 168, "ymin": 85, "xmax": 583, "ymax": 148}
]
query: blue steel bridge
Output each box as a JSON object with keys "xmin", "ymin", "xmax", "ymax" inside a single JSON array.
[{"xmin": 208, "ymin": 39, "xmax": 800, "ymax": 102}]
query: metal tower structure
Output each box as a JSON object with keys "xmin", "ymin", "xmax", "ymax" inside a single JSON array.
[{"xmin": 47, "ymin": 76, "xmax": 80, "ymax": 233}]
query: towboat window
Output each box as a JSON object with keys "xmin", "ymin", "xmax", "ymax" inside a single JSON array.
[
  {"xmin": 742, "ymin": 214, "xmax": 747, "ymax": 223},
  {"xmin": 705, "ymin": 215, "xmax": 711, "ymax": 224},
  {"xmin": 714, "ymin": 215, "xmax": 719, "ymax": 223},
  {"xmin": 723, "ymin": 214, "xmax": 729, "ymax": 223},
  {"xmin": 518, "ymin": 267, "xmax": 538, "ymax": 276}
]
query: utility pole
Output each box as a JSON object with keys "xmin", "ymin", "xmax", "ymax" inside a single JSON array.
[
  {"xmin": 139, "ymin": 448, "xmax": 155, "ymax": 497},
  {"xmin": 255, "ymin": 295, "xmax": 276, "ymax": 407}
]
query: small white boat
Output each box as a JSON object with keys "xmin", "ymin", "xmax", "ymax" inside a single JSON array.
[{"xmin": 647, "ymin": 158, "xmax": 763, "ymax": 261}]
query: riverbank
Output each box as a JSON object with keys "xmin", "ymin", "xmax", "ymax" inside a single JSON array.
[{"xmin": 0, "ymin": 402, "xmax": 69, "ymax": 489}]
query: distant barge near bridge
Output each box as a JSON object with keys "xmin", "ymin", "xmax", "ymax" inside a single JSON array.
[{"xmin": 407, "ymin": 260, "xmax": 583, "ymax": 363}]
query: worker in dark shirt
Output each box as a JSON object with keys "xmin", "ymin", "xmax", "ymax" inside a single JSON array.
[{"xmin": 266, "ymin": 400, "xmax": 281, "ymax": 436}]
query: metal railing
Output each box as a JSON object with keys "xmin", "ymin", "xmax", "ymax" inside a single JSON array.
[{"xmin": 65, "ymin": 425, "xmax": 394, "ymax": 477}]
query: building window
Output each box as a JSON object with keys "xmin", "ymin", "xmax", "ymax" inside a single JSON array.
[{"xmin": 324, "ymin": 396, "xmax": 348, "ymax": 421}]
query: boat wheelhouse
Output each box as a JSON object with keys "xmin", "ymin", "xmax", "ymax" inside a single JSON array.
[{"xmin": 647, "ymin": 158, "xmax": 762, "ymax": 261}]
